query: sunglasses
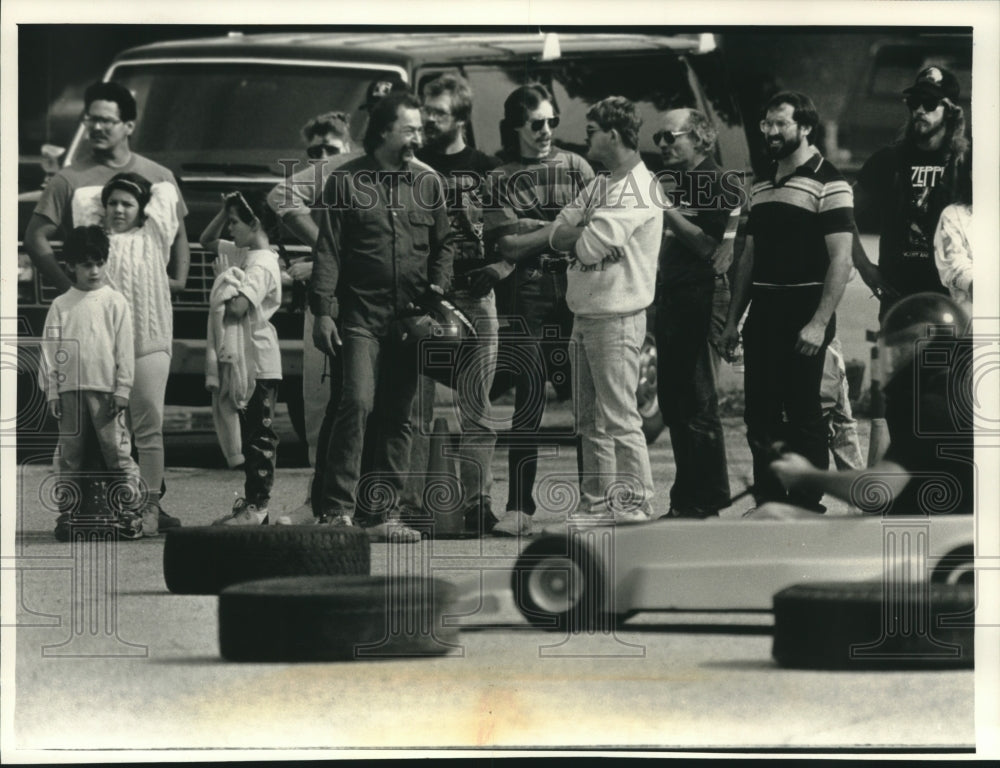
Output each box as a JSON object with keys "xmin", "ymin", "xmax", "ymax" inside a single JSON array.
[
  {"xmin": 904, "ymin": 95, "xmax": 942, "ymax": 113},
  {"xmin": 653, "ymin": 129, "xmax": 691, "ymax": 145},
  {"xmin": 528, "ymin": 116, "xmax": 560, "ymax": 132},
  {"xmin": 306, "ymin": 143, "xmax": 344, "ymax": 159}
]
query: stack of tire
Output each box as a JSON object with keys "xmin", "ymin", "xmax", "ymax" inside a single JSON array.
[{"xmin": 163, "ymin": 526, "xmax": 459, "ymax": 662}]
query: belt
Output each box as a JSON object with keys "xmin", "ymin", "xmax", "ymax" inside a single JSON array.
[{"xmin": 536, "ymin": 255, "xmax": 569, "ymax": 275}]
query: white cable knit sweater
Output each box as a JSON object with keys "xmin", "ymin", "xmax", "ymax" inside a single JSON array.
[{"xmin": 74, "ymin": 182, "xmax": 179, "ymax": 358}]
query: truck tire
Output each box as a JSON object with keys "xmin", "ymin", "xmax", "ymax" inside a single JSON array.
[
  {"xmin": 772, "ymin": 581, "xmax": 974, "ymax": 670},
  {"xmin": 637, "ymin": 332, "xmax": 664, "ymax": 444},
  {"xmin": 218, "ymin": 575, "xmax": 460, "ymax": 661},
  {"xmin": 163, "ymin": 526, "xmax": 369, "ymax": 594}
]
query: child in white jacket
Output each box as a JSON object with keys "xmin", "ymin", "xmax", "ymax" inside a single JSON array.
[{"xmin": 200, "ymin": 192, "xmax": 283, "ymax": 525}]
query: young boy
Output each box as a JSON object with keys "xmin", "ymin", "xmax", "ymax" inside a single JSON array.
[{"xmin": 42, "ymin": 225, "xmax": 142, "ymax": 540}]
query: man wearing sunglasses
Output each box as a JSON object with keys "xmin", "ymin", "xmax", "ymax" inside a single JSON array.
[
  {"xmin": 653, "ymin": 108, "xmax": 740, "ymax": 519},
  {"xmin": 851, "ymin": 66, "xmax": 970, "ymax": 319}
]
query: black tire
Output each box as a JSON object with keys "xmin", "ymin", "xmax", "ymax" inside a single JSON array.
[
  {"xmin": 512, "ymin": 532, "xmax": 617, "ymax": 632},
  {"xmin": 931, "ymin": 545, "xmax": 975, "ymax": 585},
  {"xmin": 219, "ymin": 575, "xmax": 460, "ymax": 661},
  {"xmin": 637, "ymin": 332, "xmax": 664, "ymax": 445},
  {"xmin": 163, "ymin": 526, "xmax": 370, "ymax": 594},
  {"xmin": 772, "ymin": 581, "xmax": 975, "ymax": 670}
]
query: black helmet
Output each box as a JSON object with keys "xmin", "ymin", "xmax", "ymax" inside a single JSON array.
[
  {"xmin": 879, "ymin": 292, "xmax": 970, "ymax": 383},
  {"xmin": 393, "ymin": 293, "xmax": 477, "ymax": 388}
]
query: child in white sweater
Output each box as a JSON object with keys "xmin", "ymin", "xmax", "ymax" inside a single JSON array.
[
  {"xmin": 42, "ymin": 226, "xmax": 142, "ymax": 541},
  {"xmin": 200, "ymin": 192, "xmax": 283, "ymax": 525}
]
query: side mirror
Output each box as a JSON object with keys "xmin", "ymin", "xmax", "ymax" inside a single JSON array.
[{"xmin": 40, "ymin": 144, "xmax": 66, "ymax": 177}]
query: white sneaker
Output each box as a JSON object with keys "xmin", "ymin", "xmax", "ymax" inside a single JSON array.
[
  {"xmin": 363, "ymin": 519, "xmax": 422, "ymax": 543},
  {"xmin": 213, "ymin": 498, "xmax": 268, "ymax": 526},
  {"xmin": 274, "ymin": 501, "xmax": 316, "ymax": 526},
  {"xmin": 491, "ymin": 510, "xmax": 534, "ymax": 537},
  {"xmin": 612, "ymin": 507, "xmax": 650, "ymax": 524}
]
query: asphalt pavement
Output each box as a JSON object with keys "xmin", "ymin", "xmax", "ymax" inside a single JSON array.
[{"xmin": 9, "ymin": 415, "xmax": 978, "ymax": 755}]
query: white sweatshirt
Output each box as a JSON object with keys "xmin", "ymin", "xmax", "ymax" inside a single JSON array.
[
  {"xmin": 41, "ymin": 285, "xmax": 134, "ymax": 400},
  {"xmin": 554, "ymin": 160, "xmax": 661, "ymax": 317}
]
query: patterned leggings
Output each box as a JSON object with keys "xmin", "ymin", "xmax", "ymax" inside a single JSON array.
[{"xmin": 240, "ymin": 380, "xmax": 280, "ymax": 507}]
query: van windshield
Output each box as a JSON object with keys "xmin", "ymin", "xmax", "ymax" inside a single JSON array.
[{"xmin": 83, "ymin": 61, "xmax": 396, "ymax": 173}]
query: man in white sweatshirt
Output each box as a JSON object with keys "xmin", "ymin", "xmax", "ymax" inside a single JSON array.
[{"xmin": 549, "ymin": 96, "xmax": 661, "ymax": 521}]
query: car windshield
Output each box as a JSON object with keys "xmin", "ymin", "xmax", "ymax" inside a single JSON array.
[{"xmin": 73, "ymin": 61, "xmax": 395, "ymax": 173}]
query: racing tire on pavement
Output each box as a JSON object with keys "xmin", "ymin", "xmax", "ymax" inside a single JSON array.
[
  {"xmin": 163, "ymin": 526, "xmax": 370, "ymax": 594},
  {"xmin": 772, "ymin": 581, "xmax": 975, "ymax": 670},
  {"xmin": 218, "ymin": 575, "xmax": 460, "ymax": 661},
  {"xmin": 512, "ymin": 534, "xmax": 618, "ymax": 632},
  {"xmin": 930, "ymin": 545, "xmax": 975, "ymax": 585},
  {"xmin": 637, "ymin": 332, "xmax": 665, "ymax": 445}
]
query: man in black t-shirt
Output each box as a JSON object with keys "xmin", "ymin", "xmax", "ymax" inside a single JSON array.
[
  {"xmin": 403, "ymin": 74, "xmax": 501, "ymax": 536},
  {"xmin": 655, "ymin": 108, "xmax": 741, "ymax": 518},
  {"xmin": 852, "ymin": 67, "xmax": 971, "ymax": 319}
]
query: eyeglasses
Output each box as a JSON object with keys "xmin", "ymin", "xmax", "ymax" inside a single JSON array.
[
  {"xmin": 528, "ymin": 116, "xmax": 560, "ymax": 132},
  {"xmin": 422, "ymin": 106, "xmax": 452, "ymax": 120},
  {"xmin": 81, "ymin": 115, "xmax": 123, "ymax": 129},
  {"xmin": 653, "ymin": 129, "xmax": 691, "ymax": 145},
  {"xmin": 759, "ymin": 119, "xmax": 796, "ymax": 133},
  {"xmin": 306, "ymin": 143, "xmax": 344, "ymax": 159},
  {"xmin": 905, "ymin": 95, "xmax": 942, "ymax": 112}
]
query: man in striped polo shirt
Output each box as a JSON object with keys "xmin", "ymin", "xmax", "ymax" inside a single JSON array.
[{"xmin": 720, "ymin": 91, "xmax": 854, "ymax": 513}]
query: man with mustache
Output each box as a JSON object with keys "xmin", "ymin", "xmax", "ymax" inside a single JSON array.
[
  {"xmin": 720, "ymin": 91, "xmax": 854, "ymax": 514},
  {"xmin": 310, "ymin": 91, "xmax": 454, "ymax": 542},
  {"xmin": 850, "ymin": 66, "xmax": 970, "ymax": 319}
]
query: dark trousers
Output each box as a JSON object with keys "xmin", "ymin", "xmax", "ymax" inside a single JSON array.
[
  {"xmin": 318, "ymin": 326, "xmax": 419, "ymax": 524},
  {"xmin": 743, "ymin": 286, "xmax": 833, "ymax": 510},
  {"xmin": 502, "ymin": 267, "xmax": 574, "ymax": 516},
  {"xmin": 656, "ymin": 279, "xmax": 731, "ymax": 512},
  {"xmin": 240, "ymin": 379, "xmax": 280, "ymax": 507}
]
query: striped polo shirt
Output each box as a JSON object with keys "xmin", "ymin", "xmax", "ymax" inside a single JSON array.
[{"xmin": 746, "ymin": 151, "xmax": 855, "ymax": 287}]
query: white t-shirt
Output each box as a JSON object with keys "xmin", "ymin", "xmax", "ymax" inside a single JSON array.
[{"xmin": 215, "ymin": 241, "xmax": 283, "ymax": 379}]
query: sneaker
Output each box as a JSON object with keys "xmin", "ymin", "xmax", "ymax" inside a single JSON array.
[
  {"xmin": 54, "ymin": 513, "xmax": 72, "ymax": 542},
  {"xmin": 274, "ymin": 501, "xmax": 317, "ymax": 526},
  {"xmin": 316, "ymin": 513, "xmax": 354, "ymax": 527},
  {"xmin": 491, "ymin": 510, "xmax": 533, "ymax": 537},
  {"xmin": 157, "ymin": 507, "xmax": 182, "ymax": 530},
  {"xmin": 363, "ymin": 519, "xmax": 422, "ymax": 543},
  {"xmin": 462, "ymin": 501, "xmax": 498, "ymax": 537},
  {"xmin": 613, "ymin": 507, "xmax": 651, "ymax": 524},
  {"xmin": 140, "ymin": 504, "xmax": 160, "ymax": 536},
  {"xmin": 115, "ymin": 510, "xmax": 144, "ymax": 540},
  {"xmin": 213, "ymin": 497, "xmax": 268, "ymax": 526}
]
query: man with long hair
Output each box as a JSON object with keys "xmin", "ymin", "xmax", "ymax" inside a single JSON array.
[{"xmin": 851, "ymin": 66, "xmax": 970, "ymax": 318}]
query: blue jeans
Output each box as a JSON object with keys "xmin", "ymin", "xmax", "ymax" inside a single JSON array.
[
  {"xmin": 318, "ymin": 326, "xmax": 418, "ymax": 523},
  {"xmin": 655, "ymin": 280, "xmax": 731, "ymax": 512},
  {"xmin": 572, "ymin": 311, "xmax": 655, "ymax": 516},
  {"xmin": 501, "ymin": 268, "xmax": 575, "ymax": 516}
]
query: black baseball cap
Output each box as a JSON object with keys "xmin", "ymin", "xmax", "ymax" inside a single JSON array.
[{"xmin": 903, "ymin": 66, "xmax": 960, "ymax": 102}]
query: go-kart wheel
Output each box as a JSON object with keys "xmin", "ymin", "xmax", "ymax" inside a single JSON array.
[
  {"xmin": 512, "ymin": 535, "xmax": 612, "ymax": 632},
  {"xmin": 931, "ymin": 545, "xmax": 974, "ymax": 585}
]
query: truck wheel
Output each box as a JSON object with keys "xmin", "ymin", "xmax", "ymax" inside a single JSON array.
[
  {"xmin": 772, "ymin": 581, "xmax": 974, "ymax": 670},
  {"xmin": 512, "ymin": 534, "xmax": 615, "ymax": 632},
  {"xmin": 218, "ymin": 575, "xmax": 460, "ymax": 661},
  {"xmin": 637, "ymin": 332, "xmax": 664, "ymax": 444},
  {"xmin": 163, "ymin": 526, "xmax": 370, "ymax": 594}
]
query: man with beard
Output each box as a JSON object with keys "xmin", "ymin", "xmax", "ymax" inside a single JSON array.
[
  {"xmin": 851, "ymin": 66, "xmax": 970, "ymax": 318},
  {"xmin": 653, "ymin": 108, "xmax": 739, "ymax": 519},
  {"xmin": 720, "ymin": 91, "xmax": 854, "ymax": 514},
  {"xmin": 400, "ymin": 74, "xmax": 501, "ymax": 536},
  {"xmin": 310, "ymin": 92, "xmax": 454, "ymax": 541}
]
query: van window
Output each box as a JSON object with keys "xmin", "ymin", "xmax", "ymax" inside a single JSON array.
[
  {"xmin": 458, "ymin": 55, "xmax": 697, "ymax": 161},
  {"xmin": 94, "ymin": 62, "xmax": 394, "ymax": 171}
]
